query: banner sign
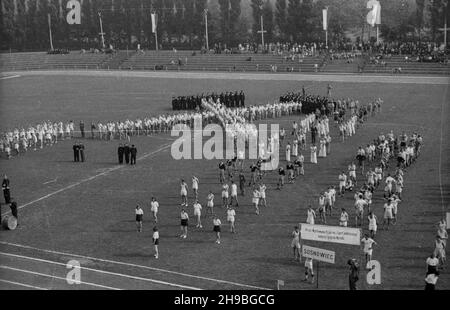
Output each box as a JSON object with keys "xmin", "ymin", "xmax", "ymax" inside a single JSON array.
[
  {"xmin": 302, "ymin": 245, "xmax": 335, "ymax": 264},
  {"xmin": 322, "ymin": 9, "xmax": 327, "ymax": 31},
  {"xmin": 300, "ymin": 224, "xmax": 361, "ymax": 245},
  {"xmin": 447, "ymin": 213, "xmax": 450, "ymax": 229}
]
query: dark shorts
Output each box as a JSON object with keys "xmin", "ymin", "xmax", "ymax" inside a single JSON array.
[
  {"xmin": 153, "ymin": 239, "xmax": 159, "ymax": 245},
  {"xmin": 136, "ymin": 215, "xmax": 143, "ymax": 222},
  {"xmin": 181, "ymin": 219, "xmax": 188, "ymax": 227},
  {"xmin": 213, "ymin": 225, "xmax": 221, "ymax": 232}
]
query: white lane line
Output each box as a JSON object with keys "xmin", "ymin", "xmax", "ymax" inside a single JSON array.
[
  {"xmin": 0, "ymin": 252, "xmax": 201, "ymax": 290},
  {"xmin": 0, "ymin": 266, "xmax": 121, "ymax": 290},
  {"xmin": 0, "ymin": 241, "xmax": 272, "ymax": 290},
  {"xmin": 0, "ymin": 143, "xmax": 172, "ymax": 216},
  {"xmin": 0, "ymin": 75, "xmax": 21, "ymax": 80},
  {"xmin": 0, "ymin": 278, "xmax": 48, "ymax": 290},
  {"xmin": 43, "ymin": 178, "xmax": 58, "ymax": 185},
  {"xmin": 4, "ymin": 70, "xmax": 449, "ymax": 84}
]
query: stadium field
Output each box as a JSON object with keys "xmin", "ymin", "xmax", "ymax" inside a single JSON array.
[{"xmin": 0, "ymin": 71, "xmax": 449, "ymax": 290}]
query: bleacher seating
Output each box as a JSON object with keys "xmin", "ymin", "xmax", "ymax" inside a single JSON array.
[
  {"xmin": 0, "ymin": 51, "xmax": 112, "ymax": 71},
  {"xmin": 363, "ymin": 55, "xmax": 449, "ymax": 75},
  {"xmin": 1, "ymin": 50, "xmax": 448, "ymax": 75},
  {"xmin": 120, "ymin": 51, "xmax": 324, "ymax": 73}
]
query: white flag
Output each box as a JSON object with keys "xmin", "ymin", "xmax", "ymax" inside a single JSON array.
[
  {"xmin": 366, "ymin": 0, "xmax": 381, "ymax": 27},
  {"xmin": 322, "ymin": 9, "xmax": 327, "ymax": 31},
  {"xmin": 151, "ymin": 13, "xmax": 157, "ymax": 33}
]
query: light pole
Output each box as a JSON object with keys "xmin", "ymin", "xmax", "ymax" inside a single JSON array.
[
  {"xmin": 98, "ymin": 11, "xmax": 106, "ymax": 49},
  {"xmin": 48, "ymin": 13, "xmax": 54, "ymax": 51},
  {"xmin": 204, "ymin": 9, "xmax": 209, "ymax": 51}
]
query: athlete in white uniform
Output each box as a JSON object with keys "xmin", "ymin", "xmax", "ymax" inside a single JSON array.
[
  {"xmin": 361, "ymin": 234, "xmax": 377, "ymax": 269},
  {"xmin": 192, "ymin": 176, "xmax": 199, "ymax": 200},
  {"xmin": 227, "ymin": 207, "xmax": 236, "ymax": 233},
  {"xmin": 306, "ymin": 206, "xmax": 316, "ymax": 225},
  {"xmin": 206, "ymin": 191, "xmax": 215, "ymax": 216},
  {"xmin": 180, "ymin": 179, "xmax": 188, "ymax": 205},
  {"xmin": 193, "ymin": 200, "xmax": 203, "ymax": 228},
  {"xmin": 150, "ymin": 197, "xmax": 159, "ymax": 223},
  {"xmin": 291, "ymin": 226, "xmax": 301, "ymax": 262}
]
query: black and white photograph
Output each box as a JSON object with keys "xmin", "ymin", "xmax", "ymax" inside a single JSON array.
[{"xmin": 0, "ymin": 0, "xmax": 449, "ymax": 297}]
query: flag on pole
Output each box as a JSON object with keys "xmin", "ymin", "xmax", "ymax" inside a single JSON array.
[
  {"xmin": 366, "ymin": 0, "xmax": 381, "ymax": 27},
  {"xmin": 322, "ymin": 9, "xmax": 328, "ymax": 31},
  {"xmin": 277, "ymin": 280, "xmax": 284, "ymax": 290},
  {"xmin": 151, "ymin": 13, "xmax": 157, "ymax": 33}
]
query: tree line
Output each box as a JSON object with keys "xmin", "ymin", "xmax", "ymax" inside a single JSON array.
[{"xmin": 1, "ymin": 0, "xmax": 448, "ymax": 51}]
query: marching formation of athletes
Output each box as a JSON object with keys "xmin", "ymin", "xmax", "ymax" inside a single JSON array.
[
  {"xmin": 2, "ymin": 84, "xmax": 445, "ymax": 290},
  {"xmin": 172, "ymin": 90, "xmax": 245, "ymax": 110}
]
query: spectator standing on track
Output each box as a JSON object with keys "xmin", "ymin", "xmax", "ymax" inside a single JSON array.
[
  {"xmin": 79, "ymin": 142, "xmax": 85, "ymax": 162},
  {"xmin": 348, "ymin": 258, "xmax": 360, "ymax": 290},
  {"xmin": 118, "ymin": 143, "xmax": 124, "ymax": 164},
  {"xmin": 2, "ymin": 175, "xmax": 11, "ymax": 204},
  {"xmin": 90, "ymin": 122, "xmax": 96, "ymax": 139},
  {"xmin": 79, "ymin": 120, "xmax": 85, "ymax": 138},
  {"xmin": 124, "ymin": 144, "xmax": 130, "ymax": 164},
  {"xmin": 73, "ymin": 142, "xmax": 80, "ymax": 162},
  {"xmin": 9, "ymin": 199, "xmax": 18, "ymax": 226},
  {"xmin": 130, "ymin": 144, "xmax": 137, "ymax": 165}
]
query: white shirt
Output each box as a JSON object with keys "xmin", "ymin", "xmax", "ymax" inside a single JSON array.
[
  {"xmin": 152, "ymin": 231, "xmax": 159, "ymax": 240},
  {"xmin": 361, "ymin": 238, "xmax": 375, "ymax": 252},
  {"xmin": 135, "ymin": 208, "xmax": 144, "ymax": 215},
  {"xmin": 192, "ymin": 177, "xmax": 199, "ymax": 190},
  {"xmin": 193, "ymin": 203, "xmax": 202, "ymax": 214},
  {"xmin": 227, "ymin": 209, "xmax": 236, "ymax": 221},
  {"xmin": 231, "ymin": 183, "xmax": 238, "ymax": 196},
  {"xmin": 213, "ymin": 218, "xmax": 221, "ymax": 226},
  {"xmin": 307, "ymin": 209, "xmax": 315, "ymax": 224},
  {"xmin": 150, "ymin": 201, "xmax": 159, "ymax": 212}
]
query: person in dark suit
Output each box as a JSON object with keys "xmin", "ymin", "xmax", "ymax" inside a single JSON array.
[
  {"xmin": 118, "ymin": 143, "xmax": 124, "ymax": 164},
  {"xmin": 2, "ymin": 175, "xmax": 11, "ymax": 204},
  {"xmin": 73, "ymin": 143, "xmax": 80, "ymax": 162},
  {"xmin": 79, "ymin": 121, "xmax": 85, "ymax": 138},
  {"xmin": 10, "ymin": 199, "xmax": 18, "ymax": 225},
  {"xmin": 124, "ymin": 144, "xmax": 131, "ymax": 164},
  {"xmin": 79, "ymin": 143, "xmax": 85, "ymax": 162},
  {"xmin": 130, "ymin": 145, "xmax": 137, "ymax": 165}
]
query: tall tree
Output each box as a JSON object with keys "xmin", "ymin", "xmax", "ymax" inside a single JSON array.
[
  {"xmin": 275, "ymin": 0, "xmax": 288, "ymax": 40},
  {"xmin": 287, "ymin": 0, "xmax": 301, "ymax": 41},
  {"xmin": 262, "ymin": 1, "xmax": 274, "ymax": 43}
]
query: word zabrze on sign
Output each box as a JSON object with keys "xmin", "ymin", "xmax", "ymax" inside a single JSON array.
[
  {"xmin": 301, "ymin": 224, "xmax": 361, "ymax": 245},
  {"xmin": 302, "ymin": 245, "xmax": 335, "ymax": 264}
]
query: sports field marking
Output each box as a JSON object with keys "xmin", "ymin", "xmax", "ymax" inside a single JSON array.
[
  {"xmin": 43, "ymin": 178, "xmax": 58, "ymax": 185},
  {"xmin": 3, "ymin": 70, "xmax": 449, "ymax": 85},
  {"xmin": 0, "ymin": 266, "xmax": 121, "ymax": 290},
  {"xmin": 0, "ymin": 74, "xmax": 20, "ymax": 80},
  {"xmin": 0, "ymin": 279, "xmax": 48, "ymax": 290},
  {"xmin": 0, "ymin": 252, "xmax": 201, "ymax": 290},
  {"xmin": 0, "ymin": 241, "xmax": 272, "ymax": 290},
  {"xmin": 1, "ymin": 143, "xmax": 172, "ymax": 216}
]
